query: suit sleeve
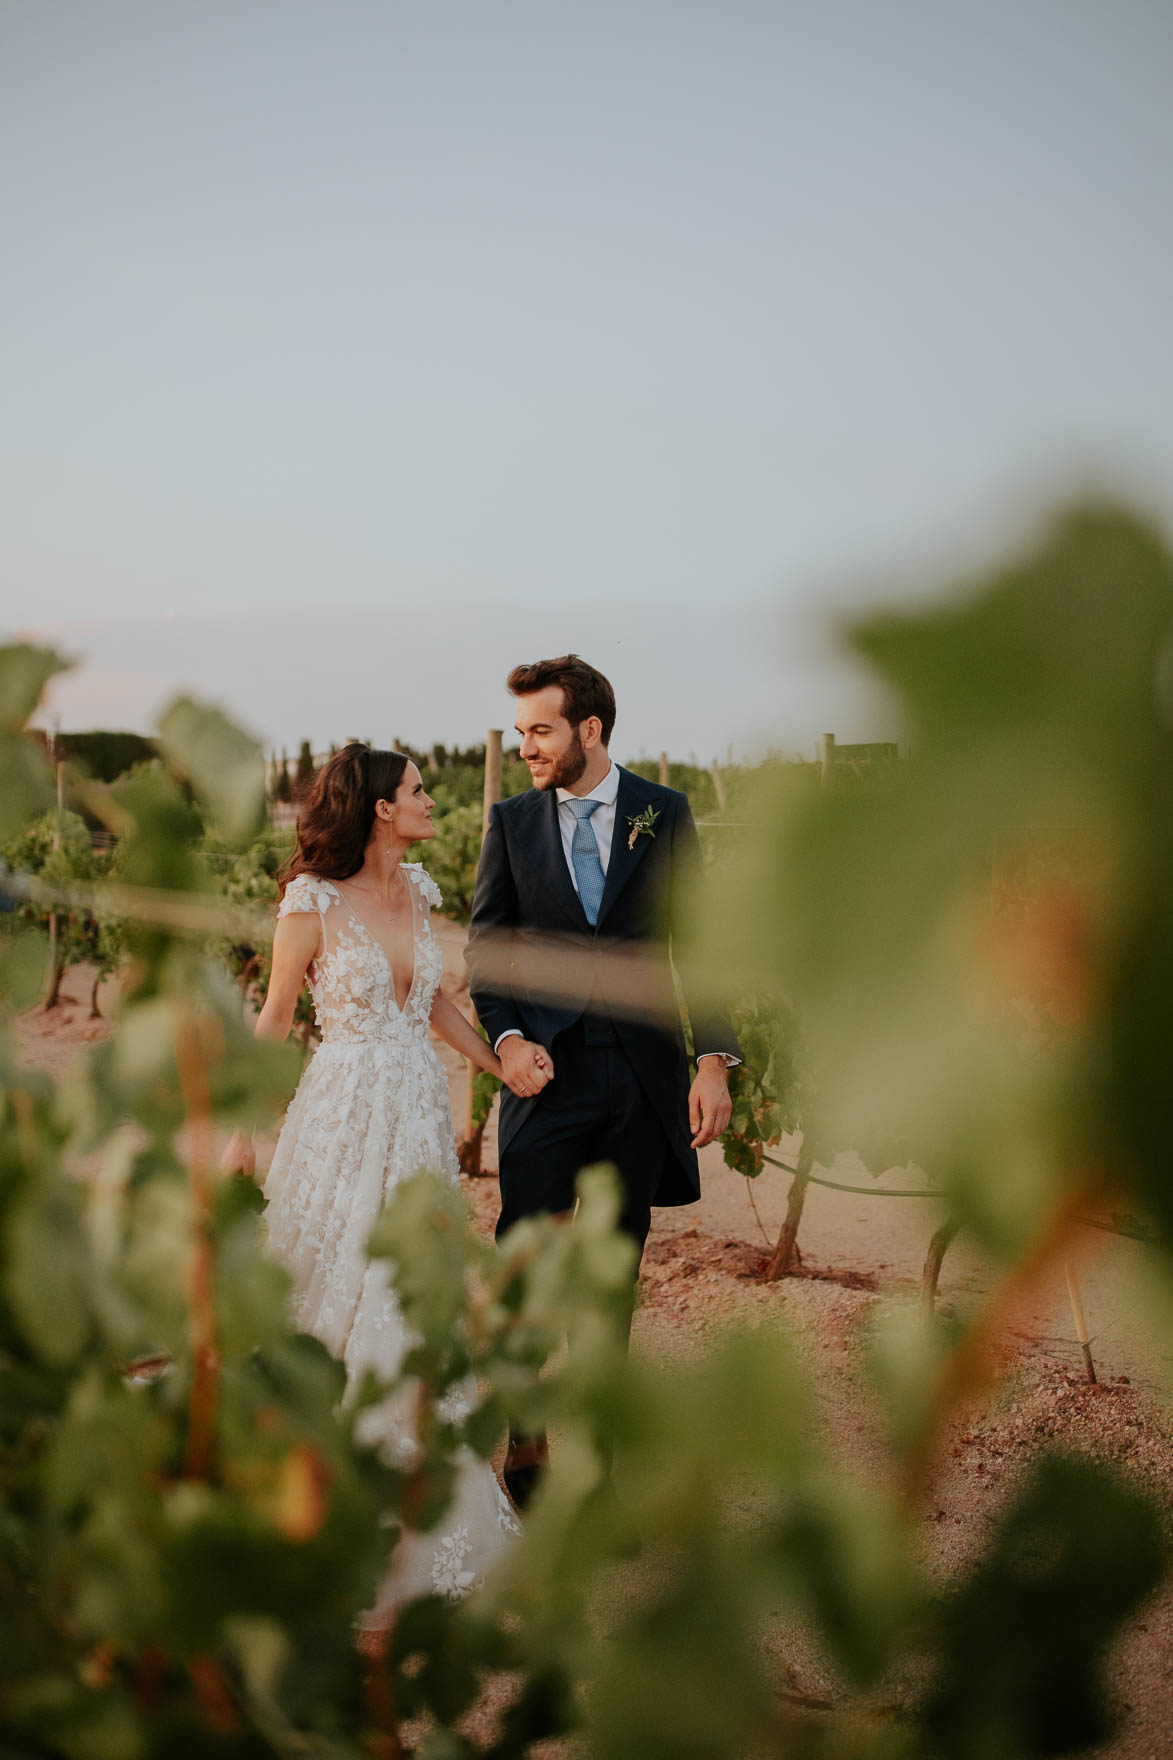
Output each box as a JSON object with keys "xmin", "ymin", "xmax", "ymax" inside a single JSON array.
[
  {"xmin": 669, "ymin": 796, "xmax": 741, "ymax": 1064},
  {"xmin": 465, "ymin": 802, "xmax": 526, "ymax": 1046}
]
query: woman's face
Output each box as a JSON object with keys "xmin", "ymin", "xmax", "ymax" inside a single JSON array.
[{"xmin": 390, "ymin": 762, "xmax": 436, "ymax": 842}]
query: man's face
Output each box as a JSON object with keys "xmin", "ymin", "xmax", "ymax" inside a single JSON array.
[{"xmin": 514, "ymin": 687, "xmax": 588, "ymax": 791}]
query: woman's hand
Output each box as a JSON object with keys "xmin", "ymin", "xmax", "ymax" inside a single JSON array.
[{"xmin": 220, "ymin": 1129, "xmax": 257, "ymax": 1179}]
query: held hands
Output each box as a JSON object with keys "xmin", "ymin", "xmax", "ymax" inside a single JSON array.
[
  {"xmin": 219, "ymin": 1129, "xmax": 257, "ymax": 1180},
  {"xmin": 499, "ymin": 1036, "xmax": 555, "ymax": 1099},
  {"xmin": 688, "ymin": 1057, "xmax": 732, "ymax": 1149}
]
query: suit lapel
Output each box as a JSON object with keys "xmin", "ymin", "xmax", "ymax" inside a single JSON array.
[
  {"xmin": 597, "ymin": 768, "xmax": 656, "ymax": 929},
  {"xmin": 531, "ymin": 787, "xmax": 591, "ymax": 930}
]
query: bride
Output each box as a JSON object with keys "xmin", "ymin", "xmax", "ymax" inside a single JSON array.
[{"xmin": 220, "ymin": 742, "xmax": 524, "ymax": 1631}]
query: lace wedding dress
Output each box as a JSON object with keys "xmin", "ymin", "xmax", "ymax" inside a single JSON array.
[{"xmin": 264, "ymin": 864, "xmax": 519, "ymax": 1628}]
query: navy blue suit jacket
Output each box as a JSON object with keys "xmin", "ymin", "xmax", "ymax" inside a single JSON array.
[{"xmin": 465, "ymin": 766, "xmax": 739, "ymax": 1206}]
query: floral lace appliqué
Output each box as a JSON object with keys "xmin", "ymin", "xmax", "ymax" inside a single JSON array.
[
  {"xmin": 432, "ymin": 1526, "xmax": 480, "ymax": 1601},
  {"xmin": 277, "ymin": 869, "xmax": 445, "ymax": 1044}
]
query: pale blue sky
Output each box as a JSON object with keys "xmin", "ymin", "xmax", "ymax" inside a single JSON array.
[{"xmin": 3, "ymin": 2, "xmax": 1171, "ymax": 753}]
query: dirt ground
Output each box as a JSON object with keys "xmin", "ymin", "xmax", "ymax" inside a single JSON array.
[{"xmin": 16, "ymin": 948, "xmax": 1173, "ymax": 1759}]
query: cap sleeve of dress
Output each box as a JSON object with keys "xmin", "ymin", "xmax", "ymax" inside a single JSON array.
[
  {"xmin": 408, "ymin": 864, "xmax": 443, "ymax": 911},
  {"xmin": 277, "ymin": 874, "xmax": 336, "ymax": 920}
]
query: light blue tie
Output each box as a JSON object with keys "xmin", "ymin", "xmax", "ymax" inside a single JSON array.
[{"xmin": 566, "ymin": 797, "xmax": 606, "ymax": 926}]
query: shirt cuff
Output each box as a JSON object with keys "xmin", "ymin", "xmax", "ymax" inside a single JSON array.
[
  {"xmin": 494, "ymin": 1029, "xmax": 524, "ymax": 1053},
  {"xmin": 697, "ymin": 1052, "xmax": 741, "ymax": 1067}
]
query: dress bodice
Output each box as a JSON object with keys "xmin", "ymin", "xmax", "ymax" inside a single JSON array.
[{"xmin": 277, "ymin": 866, "xmax": 445, "ymax": 1044}]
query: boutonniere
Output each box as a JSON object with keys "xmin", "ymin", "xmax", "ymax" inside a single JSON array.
[{"xmin": 626, "ymin": 805, "xmax": 661, "ymax": 850}]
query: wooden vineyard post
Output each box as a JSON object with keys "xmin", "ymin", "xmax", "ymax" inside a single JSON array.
[
  {"xmin": 710, "ymin": 760, "xmax": 727, "ymax": 812},
  {"xmin": 460, "ymin": 730, "xmax": 504, "ymax": 1176},
  {"xmin": 820, "ymin": 732, "xmax": 836, "ymax": 789},
  {"xmin": 482, "ymin": 729, "xmax": 502, "ymax": 837},
  {"xmin": 44, "ymin": 736, "xmax": 65, "ymax": 1010},
  {"xmin": 1064, "ymin": 1261, "xmax": 1098, "ymax": 1384},
  {"xmin": 921, "ymin": 1217, "xmax": 962, "ymax": 1315},
  {"xmin": 765, "ymin": 1134, "xmax": 815, "ymax": 1281},
  {"xmin": 658, "ymin": 751, "xmax": 670, "ymax": 786}
]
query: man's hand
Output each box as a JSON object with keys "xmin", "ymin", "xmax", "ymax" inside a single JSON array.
[
  {"xmin": 499, "ymin": 1036, "xmax": 555, "ymax": 1099},
  {"xmin": 688, "ymin": 1057, "xmax": 731, "ymax": 1148}
]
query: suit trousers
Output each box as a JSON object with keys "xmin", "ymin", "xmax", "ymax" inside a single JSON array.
[{"xmin": 495, "ymin": 1014, "xmax": 670, "ymax": 1269}]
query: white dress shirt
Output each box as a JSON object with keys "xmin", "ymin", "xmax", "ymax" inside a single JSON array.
[
  {"xmin": 555, "ymin": 759, "xmax": 620, "ymax": 889},
  {"xmin": 495, "ymin": 761, "xmax": 736, "ymax": 1066}
]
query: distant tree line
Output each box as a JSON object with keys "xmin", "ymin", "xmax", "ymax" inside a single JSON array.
[
  {"xmin": 265, "ymin": 738, "xmax": 529, "ymax": 807},
  {"xmin": 30, "ymin": 729, "xmax": 157, "ymax": 783}
]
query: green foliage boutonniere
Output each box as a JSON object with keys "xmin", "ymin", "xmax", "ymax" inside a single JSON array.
[{"xmin": 626, "ymin": 805, "xmax": 661, "ymax": 850}]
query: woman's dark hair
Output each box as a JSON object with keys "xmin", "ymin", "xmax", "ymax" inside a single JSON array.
[
  {"xmin": 506, "ymin": 653, "xmax": 616, "ymax": 745},
  {"xmin": 278, "ymin": 743, "xmax": 408, "ymax": 893}
]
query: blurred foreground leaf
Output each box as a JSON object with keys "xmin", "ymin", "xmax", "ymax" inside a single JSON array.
[
  {"xmin": 158, "ymin": 696, "xmax": 266, "ymax": 844},
  {"xmin": 703, "ymin": 503, "xmax": 1173, "ymax": 1263},
  {"xmin": 0, "ymin": 644, "xmax": 70, "ymax": 840},
  {"xmin": 926, "ymin": 1454, "xmax": 1166, "ymax": 1758}
]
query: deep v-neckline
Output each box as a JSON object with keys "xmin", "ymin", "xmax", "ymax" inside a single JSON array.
[{"xmin": 333, "ymin": 874, "xmax": 418, "ymax": 1014}]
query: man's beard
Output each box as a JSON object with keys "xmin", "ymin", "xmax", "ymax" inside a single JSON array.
[{"xmin": 538, "ymin": 729, "xmax": 588, "ymax": 791}]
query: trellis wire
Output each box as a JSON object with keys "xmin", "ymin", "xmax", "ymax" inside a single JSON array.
[{"xmin": 761, "ymin": 1153, "xmax": 1157, "ymax": 1246}]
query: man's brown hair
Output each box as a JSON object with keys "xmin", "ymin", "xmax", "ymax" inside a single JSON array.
[{"xmin": 506, "ymin": 654, "xmax": 617, "ymax": 745}]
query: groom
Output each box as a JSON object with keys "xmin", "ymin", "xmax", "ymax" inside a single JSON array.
[{"xmin": 465, "ymin": 654, "xmax": 740, "ymax": 1505}]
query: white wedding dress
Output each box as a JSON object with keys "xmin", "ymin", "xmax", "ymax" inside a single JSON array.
[{"xmin": 264, "ymin": 865, "xmax": 519, "ymax": 1629}]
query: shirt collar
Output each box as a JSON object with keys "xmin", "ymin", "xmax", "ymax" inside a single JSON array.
[{"xmin": 556, "ymin": 759, "xmax": 619, "ymax": 807}]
